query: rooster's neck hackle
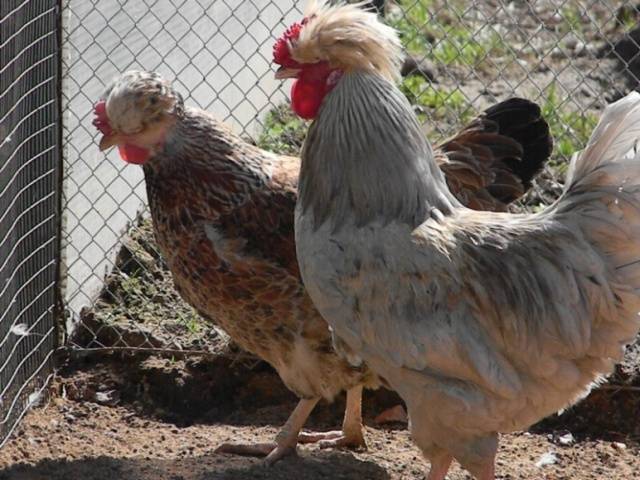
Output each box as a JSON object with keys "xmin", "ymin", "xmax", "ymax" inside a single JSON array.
[
  {"xmin": 286, "ymin": 0, "xmax": 402, "ymax": 82},
  {"xmin": 299, "ymin": 72, "xmax": 458, "ymax": 230}
]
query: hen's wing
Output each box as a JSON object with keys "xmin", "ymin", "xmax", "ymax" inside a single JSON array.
[
  {"xmin": 216, "ymin": 153, "xmax": 301, "ymax": 279},
  {"xmin": 435, "ymin": 98, "xmax": 552, "ymax": 211}
]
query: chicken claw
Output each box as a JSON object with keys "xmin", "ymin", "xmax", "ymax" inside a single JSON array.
[
  {"xmin": 215, "ymin": 397, "xmax": 318, "ymax": 465},
  {"xmin": 215, "ymin": 386, "xmax": 366, "ymax": 464},
  {"xmin": 214, "ymin": 442, "xmax": 294, "ymax": 459},
  {"xmin": 299, "ymin": 429, "xmax": 366, "ymax": 449}
]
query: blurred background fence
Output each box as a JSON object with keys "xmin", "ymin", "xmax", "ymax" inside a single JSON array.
[{"xmin": 1, "ymin": 0, "xmax": 639, "ymax": 448}]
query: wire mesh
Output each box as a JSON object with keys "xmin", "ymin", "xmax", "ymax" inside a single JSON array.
[
  {"xmin": 60, "ymin": 1, "xmax": 639, "ymax": 359},
  {"xmin": 60, "ymin": 0, "xmax": 304, "ymax": 351},
  {"xmin": 0, "ymin": 0, "xmax": 61, "ymax": 448}
]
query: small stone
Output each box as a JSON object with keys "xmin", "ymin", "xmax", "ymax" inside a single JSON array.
[
  {"xmin": 613, "ymin": 442, "xmax": 627, "ymax": 450},
  {"xmin": 564, "ymin": 35, "xmax": 578, "ymax": 50},
  {"xmin": 64, "ymin": 413, "xmax": 77, "ymax": 423},
  {"xmin": 557, "ymin": 432, "xmax": 575, "ymax": 446},
  {"xmin": 573, "ymin": 41, "xmax": 587, "ymax": 56},
  {"xmin": 401, "ymin": 55, "xmax": 436, "ymax": 82},
  {"xmin": 551, "ymin": 47, "xmax": 565, "ymax": 59},
  {"xmin": 535, "ymin": 451, "xmax": 558, "ymax": 468},
  {"xmin": 94, "ymin": 390, "xmax": 119, "ymax": 406}
]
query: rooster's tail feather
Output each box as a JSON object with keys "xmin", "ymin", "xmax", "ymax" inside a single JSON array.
[{"xmin": 556, "ymin": 91, "xmax": 640, "ymax": 344}]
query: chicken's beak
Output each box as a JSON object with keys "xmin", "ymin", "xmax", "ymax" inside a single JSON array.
[
  {"xmin": 99, "ymin": 133, "xmax": 123, "ymax": 151},
  {"xmin": 275, "ymin": 66, "xmax": 300, "ymax": 80}
]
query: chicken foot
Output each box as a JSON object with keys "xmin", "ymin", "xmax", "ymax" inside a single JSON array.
[
  {"xmin": 297, "ymin": 385, "xmax": 366, "ymax": 449},
  {"xmin": 215, "ymin": 385, "xmax": 366, "ymax": 464},
  {"xmin": 215, "ymin": 396, "xmax": 320, "ymax": 464}
]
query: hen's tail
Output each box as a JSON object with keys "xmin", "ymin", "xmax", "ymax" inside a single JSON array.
[
  {"xmin": 437, "ymin": 98, "xmax": 552, "ymax": 211},
  {"xmin": 555, "ymin": 91, "xmax": 640, "ymax": 344}
]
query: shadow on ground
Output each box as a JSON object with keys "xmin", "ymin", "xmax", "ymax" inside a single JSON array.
[{"xmin": 0, "ymin": 450, "xmax": 391, "ymax": 480}]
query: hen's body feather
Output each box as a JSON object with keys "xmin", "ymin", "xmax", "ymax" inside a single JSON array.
[
  {"xmin": 143, "ymin": 109, "xmax": 372, "ymax": 401},
  {"xmin": 296, "ymin": 70, "xmax": 640, "ymax": 474}
]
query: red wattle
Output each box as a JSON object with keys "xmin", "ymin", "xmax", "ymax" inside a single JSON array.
[
  {"xmin": 291, "ymin": 79, "xmax": 325, "ymax": 120},
  {"xmin": 118, "ymin": 144, "xmax": 150, "ymax": 165},
  {"xmin": 93, "ymin": 100, "xmax": 113, "ymax": 136}
]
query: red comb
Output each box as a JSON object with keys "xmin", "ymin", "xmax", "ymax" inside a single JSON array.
[
  {"xmin": 273, "ymin": 16, "xmax": 312, "ymax": 67},
  {"xmin": 273, "ymin": 22, "xmax": 302, "ymax": 67},
  {"xmin": 92, "ymin": 100, "xmax": 113, "ymax": 136}
]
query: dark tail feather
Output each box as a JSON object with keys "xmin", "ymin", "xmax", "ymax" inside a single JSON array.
[
  {"xmin": 481, "ymin": 97, "xmax": 553, "ymax": 191},
  {"xmin": 437, "ymin": 97, "xmax": 553, "ymax": 209}
]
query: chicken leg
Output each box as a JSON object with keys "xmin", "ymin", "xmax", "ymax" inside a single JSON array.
[
  {"xmin": 426, "ymin": 452, "xmax": 453, "ymax": 480},
  {"xmin": 298, "ymin": 385, "xmax": 366, "ymax": 449},
  {"xmin": 215, "ymin": 396, "xmax": 320, "ymax": 465},
  {"xmin": 426, "ymin": 451, "xmax": 496, "ymax": 480},
  {"xmin": 215, "ymin": 385, "xmax": 366, "ymax": 464}
]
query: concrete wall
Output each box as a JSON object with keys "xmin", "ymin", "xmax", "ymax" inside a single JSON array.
[{"xmin": 61, "ymin": 0, "xmax": 302, "ymax": 330}]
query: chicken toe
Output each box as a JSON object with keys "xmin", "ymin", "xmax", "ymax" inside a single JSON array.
[
  {"xmin": 214, "ymin": 441, "xmax": 299, "ymax": 466},
  {"xmin": 298, "ymin": 429, "xmax": 366, "ymax": 449},
  {"xmin": 297, "ymin": 385, "xmax": 367, "ymax": 450},
  {"xmin": 263, "ymin": 443, "xmax": 298, "ymax": 466},
  {"xmin": 215, "ymin": 397, "xmax": 319, "ymax": 465},
  {"xmin": 318, "ymin": 431, "xmax": 365, "ymax": 449},
  {"xmin": 311, "ymin": 385, "xmax": 367, "ymax": 449},
  {"xmin": 214, "ymin": 442, "xmax": 283, "ymax": 458}
]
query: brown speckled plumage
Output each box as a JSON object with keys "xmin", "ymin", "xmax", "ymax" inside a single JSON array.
[
  {"xmin": 143, "ymin": 117, "xmax": 372, "ymax": 399},
  {"xmin": 95, "ymin": 70, "xmax": 551, "ymax": 461}
]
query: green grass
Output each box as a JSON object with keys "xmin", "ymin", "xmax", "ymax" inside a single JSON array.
[
  {"xmin": 617, "ymin": 5, "xmax": 639, "ymax": 31},
  {"xmin": 541, "ymin": 84, "xmax": 598, "ymax": 171},
  {"xmin": 389, "ymin": 0, "xmax": 434, "ymax": 55},
  {"xmin": 433, "ymin": 27, "xmax": 505, "ymax": 67},
  {"xmin": 560, "ymin": 5, "xmax": 584, "ymax": 34},
  {"xmin": 256, "ymin": 105, "xmax": 307, "ymax": 155},
  {"xmin": 120, "ymin": 272, "xmax": 144, "ymax": 298},
  {"xmin": 390, "ymin": 0, "xmax": 509, "ymax": 68},
  {"xmin": 257, "ymin": 3, "xmax": 598, "ymax": 181},
  {"xmin": 256, "ymin": 79, "xmax": 474, "ymax": 153},
  {"xmin": 177, "ymin": 311, "xmax": 202, "ymax": 334},
  {"xmin": 400, "ymin": 76, "xmax": 474, "ymax": 128}
]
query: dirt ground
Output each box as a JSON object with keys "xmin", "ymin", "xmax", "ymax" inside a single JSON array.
[{"xmin": 0, "ymin": 357, "xmax": 639, "ymax": 480}]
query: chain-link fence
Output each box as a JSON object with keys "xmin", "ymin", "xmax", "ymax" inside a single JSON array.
[
  {"xmin": 60, "ymin": 0, "xmax": 639, "ymax": 358},
  {"xmin": 2, "ymin": 0, "xmax": 639, "ymax": 447},
  {"xmin": 0, "ymin": 0, "xmax": 61, "ymax": 448},
  {"xmin": 60, "ymin": 1, "xmax": 304, "ymax": 353}
]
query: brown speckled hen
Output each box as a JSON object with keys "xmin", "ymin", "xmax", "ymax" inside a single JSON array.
[{"xmin": 92, "ymin": 70, "xmax": 550, "ymax": 464}]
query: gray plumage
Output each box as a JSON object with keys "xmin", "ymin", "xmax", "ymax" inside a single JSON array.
[{"xmin": 292, "ymin": 4, "xmax": 640, "ymax": 479}]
